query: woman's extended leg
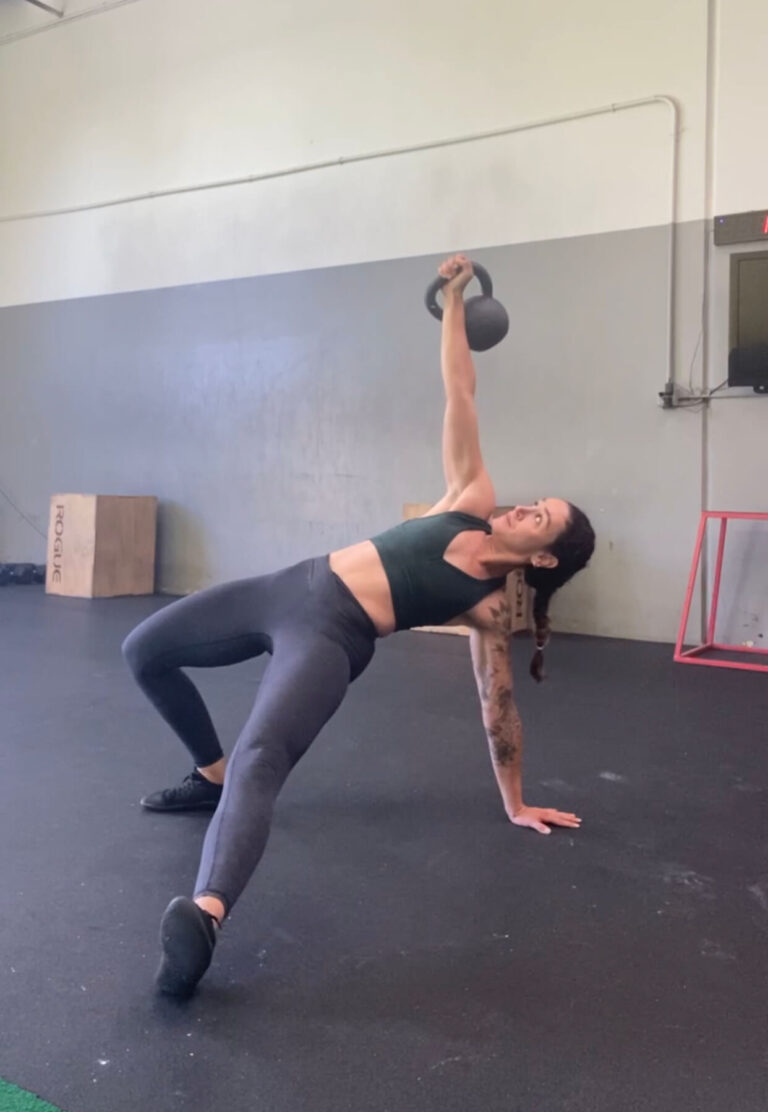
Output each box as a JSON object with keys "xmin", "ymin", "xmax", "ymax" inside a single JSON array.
[{"xmin": 155, "ymin": 633, "xmax": 355, "ymax": 996}]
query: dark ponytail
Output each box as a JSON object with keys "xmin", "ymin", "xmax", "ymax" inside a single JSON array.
[{"xmin": 524, "ymin": 504, "xmax": 595, "ymax": 682}]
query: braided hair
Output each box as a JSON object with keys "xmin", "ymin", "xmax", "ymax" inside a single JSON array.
[{"xmin": 524, "ymin": 504, "xmax": 595, "ymax": 682}]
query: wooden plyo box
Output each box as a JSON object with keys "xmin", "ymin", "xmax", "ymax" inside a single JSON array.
[
  {"xmin": 403, "ymin": 502, "xmax": 532, "ymax": 636},
  {"xmin": 46, "ymin": 494, "xmax": 157, "ymax": 598}
]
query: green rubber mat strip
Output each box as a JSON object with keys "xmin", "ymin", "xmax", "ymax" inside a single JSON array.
[{"xmin": 0, "ymin": 1079, "xmax": 69, "ymax": 1112}]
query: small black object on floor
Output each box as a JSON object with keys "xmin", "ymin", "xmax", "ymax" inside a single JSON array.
[{"xmin": 1, "ymin": 588, "xmax": 766, "ymax": 1112}]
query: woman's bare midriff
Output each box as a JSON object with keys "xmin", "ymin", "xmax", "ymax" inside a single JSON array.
[{"xmin": 329, "ymin": 541, "xmax": 397, "ymax": 636}]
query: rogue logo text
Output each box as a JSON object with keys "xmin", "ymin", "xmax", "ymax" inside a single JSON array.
[{"xmin": 52, "ymin": 503, "xmax": 64, "ymax": 583}]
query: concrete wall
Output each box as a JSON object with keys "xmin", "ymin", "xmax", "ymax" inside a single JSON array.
[
  {"xmin": 0, "ymin": 0, "xmax": 766, "ymax": 644},
  {"xmin": 0, "ymin": 227, "xmax": 704, "ymax": 640}
]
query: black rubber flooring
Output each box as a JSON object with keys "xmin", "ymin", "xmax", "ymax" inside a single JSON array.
[{"xmin": 1, "ymin": 586, "xmax": 767, "ymax": 1112}]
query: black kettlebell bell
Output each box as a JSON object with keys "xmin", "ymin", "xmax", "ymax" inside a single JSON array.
[{"xmin": 425, "ymin": 261, "xmax": 509, "ymax": 352}]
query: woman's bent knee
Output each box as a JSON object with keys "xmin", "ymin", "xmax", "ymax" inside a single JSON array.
[{"xmin": 122, "ymin": 624, "xmax": 154, "ymax": 677}]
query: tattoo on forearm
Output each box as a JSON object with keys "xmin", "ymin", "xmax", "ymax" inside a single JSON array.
[
  {"xmin": 488, "ymin": 712, "xmax": 522, "ymax": 767},
  {"xmin": 471, "ymin": 596, "xmax": 522, "ymax": 769}
]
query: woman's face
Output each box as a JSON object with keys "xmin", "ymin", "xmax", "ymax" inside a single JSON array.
[{"xmin": 493, "ymin": 498, "xmax": 571, "ymax": 562}]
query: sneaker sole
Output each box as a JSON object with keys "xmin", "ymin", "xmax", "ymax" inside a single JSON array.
[
  {"xmin": 140, "ymin": 797, "xmax": 220, "ymax": 812},
  {"xmin": 155, "ymin": 898, "xmax": 215, "ymax": 997}
]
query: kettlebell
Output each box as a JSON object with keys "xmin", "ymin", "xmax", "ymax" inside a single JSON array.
[{"xmin": 425, "ymin": 261, "xmax": 509, "ymax": 352}]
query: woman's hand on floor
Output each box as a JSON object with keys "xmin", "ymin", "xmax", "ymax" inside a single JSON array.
[{"xmin": 507, "ymin": 804, "xmax": 582, "ymax": 835}]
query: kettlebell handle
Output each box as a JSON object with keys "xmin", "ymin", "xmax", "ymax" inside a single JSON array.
[{"xmin": 424, "ymin": 261, "xmax": 494, "ymax": 322}]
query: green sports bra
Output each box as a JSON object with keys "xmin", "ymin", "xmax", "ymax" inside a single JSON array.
[{"xmin": 369, "ymin": 511, "xmax": 507, "ymax": 631}]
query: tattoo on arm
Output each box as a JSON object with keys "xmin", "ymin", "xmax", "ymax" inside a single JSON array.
[
  {"xmin": 471, "ymin": 596, "xmax": 523, "ymax": 768},
  {"xmin": 487, "ymin": 712, "xmax": 522, "ymax": 767}
]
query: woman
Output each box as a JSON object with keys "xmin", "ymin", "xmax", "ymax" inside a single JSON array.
[{"xmin": 122, "ymin": 255, "xmax": 595, "ymax": 997}]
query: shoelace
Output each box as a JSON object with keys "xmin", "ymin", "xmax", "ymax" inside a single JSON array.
[{"xmin": 164, "ymin": 773, "xmax": 208, "ymax": 800}]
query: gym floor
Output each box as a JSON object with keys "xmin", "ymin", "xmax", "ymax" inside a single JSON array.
[{"xmin": 1, "ymin": 586, "xmax": 767, "ymax": 1112}]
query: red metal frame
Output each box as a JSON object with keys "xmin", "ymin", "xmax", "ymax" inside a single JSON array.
[{"xmin": 675, "ymin": 511, "xmax": 768, "ymax": 672}]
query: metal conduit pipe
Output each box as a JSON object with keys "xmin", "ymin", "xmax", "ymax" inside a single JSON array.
[{"xmin": 0, "ymin": 0, "xmax": 149, "ymax": 46}]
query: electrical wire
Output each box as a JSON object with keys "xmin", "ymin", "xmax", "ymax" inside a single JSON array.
[
  {"xmin": 0, "ymin": 483, "xmax": 47, "ymax": 540},
  {"xmin": 673, "ymin": 378, "xmax": 732, "ymax": 409}
]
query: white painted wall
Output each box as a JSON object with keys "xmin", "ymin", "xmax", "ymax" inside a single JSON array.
[
  {"xmin": 705, "ymin": 0, "xmax": 768, "ymax": 647},
  {"xmin": 713, "ymin": 0, "xmax": 768, "ymax": 215},
  {"xmin": 0, "ymin": 0, "xmax": 706, "ymax": 306}
]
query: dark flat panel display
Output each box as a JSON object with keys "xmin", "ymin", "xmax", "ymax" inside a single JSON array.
[{"xmin": 729, "ymin": 251, "xmax": 768, "ymax": 391}]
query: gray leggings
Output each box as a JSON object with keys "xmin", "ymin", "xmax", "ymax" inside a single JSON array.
[{"xmin": 122, "ymin": 556, "xmax": 377, "ymax": 915}]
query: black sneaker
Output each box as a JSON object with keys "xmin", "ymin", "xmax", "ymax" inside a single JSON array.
[
  {"xmin": 140, "ymin": 769, "xmax": 223, "ymax": 812},
  {"xmin": 155, "ymin": 896, "xmax": 218, "ymax": 997}
]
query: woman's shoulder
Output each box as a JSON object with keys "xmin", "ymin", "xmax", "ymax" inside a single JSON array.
[{"xmin": 420, "ymin": 474, "xmax": 496, "ymax": 521}]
